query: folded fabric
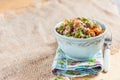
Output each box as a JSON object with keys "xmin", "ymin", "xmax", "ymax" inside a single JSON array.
[{"xmin": 52, "ymin": 48, "xmax": 103, "ymax": 77}]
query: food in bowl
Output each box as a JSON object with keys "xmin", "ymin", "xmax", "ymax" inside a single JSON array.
[
  {"xmin": 56, "ymin": 17, "xmax": 104, "ymax": 38},
  {"xmin": 54, "ymin": 17, "xmax": 107, "ymax": 60}
]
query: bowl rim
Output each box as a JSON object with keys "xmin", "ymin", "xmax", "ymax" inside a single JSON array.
[{"xmin": 54, "ymin": 19, "xmax": 108, "ymax": 41}]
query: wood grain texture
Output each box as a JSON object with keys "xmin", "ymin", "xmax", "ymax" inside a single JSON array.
[{"xmin": 0, "ymin": 0, "xmax": 35, "ymax": 13}]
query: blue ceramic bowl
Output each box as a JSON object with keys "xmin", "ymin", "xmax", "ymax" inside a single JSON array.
[{"xmin": 54, "ymin": 20, "xmax": 107, "ymax": 60}]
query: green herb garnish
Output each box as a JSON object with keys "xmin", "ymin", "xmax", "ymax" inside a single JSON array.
[
  {"xmin": 74, "ymin": 29, "xmax": 83, "ymax": 38},
  {"xmin": 66, "ymin": 21, "xmax": 72, "ymax": 26},
  {"xmin": 54, "ymin": 76, "xmax": 65, "ymax": 80},
  {"xmin": 86, "ymin": 35, "xmax": 91, "ymax": 38},
  {"xmin": 78, "ymin": 29, "xmax": 83, "ymax": 36},
  {"xmin": 65, "ymin": 33, "xmax": 71, "ymax": 37},
  {"xmin": 58, "ymin": 25, "xmax": 64, "ymax": 30},
  {"xmin": 81, "ymin": 17, "xmax": 91, "ymax": 24},
  {"xmin": 74, "ymin": 33, "xmax": 79, "ymax": 38}
]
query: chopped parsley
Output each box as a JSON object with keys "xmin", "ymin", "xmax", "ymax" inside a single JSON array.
[
  {"xmin": 78, "ymin": 29, "xmax": 83, "ymax": 36},
  {"xmin": 65, "ymin": 33, "xmax": 71, "ymax": 37},
  {"xmin": 86, "ymin": 35, "xmax": 91, "ymax": 38},
  {"xmin": 58, "ymin": 25, "xmax": 64, "ymax": 30},
  {"xmin": 66, "ymin": 21, "xmax": 72, "ymax": 26},
  {"xmin": 81, "ymin": 17, "xmax": 91, "ymax": 24},
  {"xmin": 74, "ymin": 33, "xmax": 79, "ymax": 38}
]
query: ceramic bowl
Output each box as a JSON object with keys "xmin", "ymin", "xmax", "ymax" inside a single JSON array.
[{"xmin": 54, "ymin": 20, "xmax": 107, "ymax": 60}]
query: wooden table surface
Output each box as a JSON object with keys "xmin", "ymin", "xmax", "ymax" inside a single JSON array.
[
  {"xmin": 0, "ymin": 0, "xmax": 48, "ymax": 18},
  {"xmin": 0, "ymin": 0, "xmax": 34, "ymax": 13}
]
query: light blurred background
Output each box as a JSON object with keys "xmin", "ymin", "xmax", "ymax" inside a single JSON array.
[{"xmin": 0, "ymin": 0, "xmax": 120, "ymax": 14}]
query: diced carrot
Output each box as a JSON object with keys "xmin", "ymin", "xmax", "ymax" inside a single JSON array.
[
  {"xmin": 89, "ymin": 30, "xmax": 94, "ymax": 32},
  {"xmin": 74, "ymin": 21, "xmax": 80, "ymax": 26}
]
